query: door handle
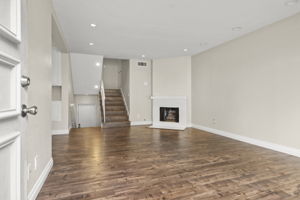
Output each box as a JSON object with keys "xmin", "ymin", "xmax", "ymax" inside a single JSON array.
[
  {"xmin": 21, "ymin": 75, "xmax": 30, "ymax": 88},
  {"xmin": 22, "ymin": 104, "xmax": 38, "ymax": 117}
]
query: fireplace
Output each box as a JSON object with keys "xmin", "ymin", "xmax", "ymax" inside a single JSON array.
[
  {"xmin": 160, "ymin": 107, "xmax": 179, "ymax": 122},
  {"xmin": 150, "ymin": 96, "xmax": 187, "ymax": 130}
]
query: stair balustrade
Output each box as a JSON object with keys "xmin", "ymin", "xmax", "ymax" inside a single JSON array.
[{"xmin": 100, "ymin": 81, "xmax": 106, "ymax": 123}]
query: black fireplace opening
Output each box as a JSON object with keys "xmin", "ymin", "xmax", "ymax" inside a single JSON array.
[{"xmin": 160, "ymin": 107, "xmax": 179, "ymax": 123}]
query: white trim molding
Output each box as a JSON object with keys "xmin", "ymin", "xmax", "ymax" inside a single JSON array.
[
  {"xmin": 52, "ymin": 129, "xmax": 69, "ymax": 135},
  {"xmin": 0, "ymin": 51, "xmax": 21, "ymax": 120},
  {"xmin": 0, "ymin": 131, "xmax": 21, "ymax": 200},
  {"xmin": 0, "ymin": 0, "xmax": 21, "ymax": 43},
  {"xmin": 151, "ymin": 96, "xmax": 187, "ymax": 100},
  {"xmin": 27, "ymin": 158, "xmax": 53, "ymax": 200},
  {"xmin": 0, "ymin": 131, "xmax": 20, "ymax": 148},
  {"xmin": 192, "ymin": 124, "xmax": 300, "ymax": 158},
  {"xmin": 131, "ymin": 121, "xmax": 152, "ymax": 126},
  {"xmin": 186, "ymin": 123, "xmax": 193, "ymax": 128}
]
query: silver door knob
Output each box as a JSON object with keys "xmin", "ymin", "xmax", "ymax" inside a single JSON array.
[
  {"xmin": 21, "ymin": 75, "xmax": 30, "ymax": 87},
  {"xmin": 21, "ymin": 104, "xmax": 38, "ymax": 117}
]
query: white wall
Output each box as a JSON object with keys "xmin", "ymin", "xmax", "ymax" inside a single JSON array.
[
  {"xmin": 152, "ymin": 56, "xmax": 192, "ymax": 125},
  {"xmin": 192, "ymin": 13, "xmax": 300, "ymax": 150},
  {"xmin": 74, "ymin": 95, "xmax": 101, "ymax": 127},
  {"xmin": 68, "ymin": 62, "xmax": 76, "ymax": 129},
  {"xmin": 51, "ymin": 17, "xmax": 75, "ymax": 133},
  {"xmin": 51, "ymin": 53, "xmax": 74, "ymax": 132},
  {"xmin": 103, "ymin": 58, "xmax": 122, "ymax": 89},
  {"xmin": 26, "ymin": 0, "xmax": 53, "ymax": 193},
  {"xmin": 70, "ymin": 53, "xmax": 103, "ymax": 95},
  {"xmin": 128, "ymin": 59, "xmax": 152, "ymax": 122},
  {"xmin": 51, "ymin": 16, "xmax": 67, "ymax": 53}
]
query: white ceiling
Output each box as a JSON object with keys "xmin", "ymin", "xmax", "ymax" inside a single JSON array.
[
  {"xmin": 70, "ymin": 53, "xmax": 103, "ymax": 95},
  {"xmin": 53, "ymin": 0, "xmax": 300, "ymax": 59}
]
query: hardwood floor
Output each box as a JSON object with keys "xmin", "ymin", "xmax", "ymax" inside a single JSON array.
[{"xmin": 37, "ymin": 127, "xmax": 300, "ymax": 200}]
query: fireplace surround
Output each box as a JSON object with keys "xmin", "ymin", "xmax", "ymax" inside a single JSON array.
[{"xmin": 150, "ymin": 96, "xmax": 187, "ymax": 130}]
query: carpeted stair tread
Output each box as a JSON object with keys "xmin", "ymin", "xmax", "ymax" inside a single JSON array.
[{"xmin": 100, "ymin": 89, "xmax": 130, "ymax": 128}]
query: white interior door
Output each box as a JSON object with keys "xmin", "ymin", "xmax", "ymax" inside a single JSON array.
[
  {"xmin": 78, "ymin": 104, "xmax": 97, "ymax": 128},
  {"xmin": 0, "ymin": 0, "xmax": 23, "ymax": 199}
]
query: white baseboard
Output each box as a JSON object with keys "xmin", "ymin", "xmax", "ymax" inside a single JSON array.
[
  {"xmin": 52, "ymin": 129, "xmax": 69, "ymax": 135},
  {"xmin": 131, "ymin": 121, "xmax": 152, "ymax": 126},
  {"xmin": 192, "ymin": 124, "xmax": 300, "ymax": 158},
  {"xmin": 27, "ymin": 158, "xmax": 53, "ymax": 200},
  {"xmin": 187, "ymin": 123, "xmax": 192, "ymax": 128}
]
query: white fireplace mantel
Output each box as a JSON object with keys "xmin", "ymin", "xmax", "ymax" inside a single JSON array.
[
  {"xmin": 151, "ymin": 96, "xmax": 187, "ymax": 100},
  {"xmin": 150, "ymin": 96, "xmax": 187, "ymax": 130}
]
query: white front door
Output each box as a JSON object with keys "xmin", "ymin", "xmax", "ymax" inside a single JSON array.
[
  {"xmin": 0, "ymin": 0, "xmax": 27, "ymax": 199},
  {"xmin": 78, "ymin": 104, "xmax": 97, "ymax": 128}
]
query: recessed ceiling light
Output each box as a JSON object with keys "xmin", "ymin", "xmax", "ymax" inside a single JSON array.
[
  {"xmin": 183, "ymin": 48, "xmax": 188, "ymax": 52},
  {"xmin": 232, "ymin": 27, "xmax": 242, "ymax": 31},
  {"xmin": 89, "ymin": 42, "xmax": 94, "ymax": 46},
  {"xmin": 142, "ymin": 54, "xmax": 145, "ymax": 58},
  {"xmin": 96, "ymin": 62, "xmax": 100, "ymax": 66},
  {"xmin": 90, "ymin": 23, "xmax": 97, "ymax": 28},
  {"xmin": 285, "ymin": 0, "xmax": 298, "ymax": 6},
  {"xmin": 94, "ymin": 85, "xmax": 99, "ymax": 89}
]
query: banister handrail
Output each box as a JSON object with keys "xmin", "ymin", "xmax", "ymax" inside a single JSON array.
[{"xmin": 100, "ymin": 81, "xmax": 105, "ymax": 123}]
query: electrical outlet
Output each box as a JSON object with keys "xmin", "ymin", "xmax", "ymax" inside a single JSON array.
[{"xmin": 34, "ymin": 155, "xmax": 38, "ymax": 170}]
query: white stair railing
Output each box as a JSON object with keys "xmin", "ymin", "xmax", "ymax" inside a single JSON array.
[{"xmin": 100, "ymin": 81, "xmax": 106, "ymax": 123}]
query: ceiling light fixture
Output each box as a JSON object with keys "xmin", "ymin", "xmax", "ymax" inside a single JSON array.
[
  {"xmin": 285, "ymin": 0, "xmax": 298, "ymax": 6},
  {"xmin": 183, "ymin": 48, "xmax": 188, "ymax": 52},
  {"xmin": 89, "ymin": 42, "xmax": 94, "ymax": 46},
  {"xmin": 142, "ymin": 54, "xmax": 145, "ymax": 58},
  {"xmin": 90, "ymin": 23, "xmax": 97, "ymax": 28},
  {"xmin": 96, "ymin": 62, "xmax": 100, "ymax": 66},
  {"xmin": 232, "ymin": 27, "xmax": 242, "ymax": 31},
  {"xmin": 94, "ymin": 85, "xmax": 99, "ymax": 89}
]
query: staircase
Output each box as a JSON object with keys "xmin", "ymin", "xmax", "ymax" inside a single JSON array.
[{"xmin": 100, "ymin": 89, "xmax": 130, "ymax": 128}]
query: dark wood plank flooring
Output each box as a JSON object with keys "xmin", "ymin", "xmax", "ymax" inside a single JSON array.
[{"xmin": 37, "ymin": 127, "xmax": 300, "ymax": 200}]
